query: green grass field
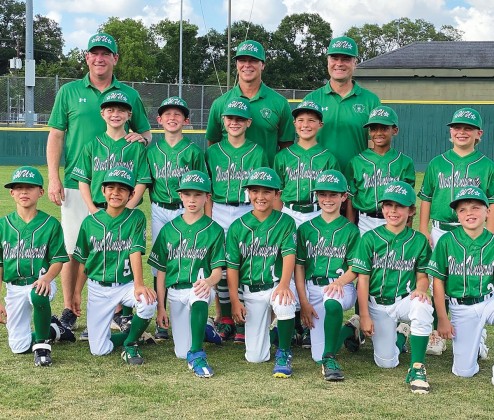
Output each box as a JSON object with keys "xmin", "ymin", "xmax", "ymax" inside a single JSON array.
[{"xmin": 0, "ymin": 166, "xmax": 492, "ymax": 419}]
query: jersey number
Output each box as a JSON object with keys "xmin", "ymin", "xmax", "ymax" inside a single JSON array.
[{"xmin": 123, "ymin": 259, "xmax": 131, "ymax": 277}]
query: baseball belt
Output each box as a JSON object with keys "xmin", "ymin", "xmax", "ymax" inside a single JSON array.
[
  {"xmin": 449, "ymin": 293, "xmax": 494, "ymax": 306},
  {"xmin": 359, "ymin": 211, "xmax": 385, "ymax": 219},
  {"xmin": 169, "ymin": 282, "xmax": 193, "ymax": 290},
  {"xmin": 154, "ymin": 202, "xmax": 183, "ymax": 211},
  {"xmin": 9, "ymin": 277, "xmax": 37, "ymax": 286},
  {"xmin": 369, "ymin": 293, "xmax": 409, "ymax": 306},
  {"xmin": 308, "ymin": 277, "xmax": 335, "ymax": 286},
  {"xmin": 90, "ymin": 279, "xmax": 122, "ymax": 288},
  {"xmin": 287, "ymin": 203, "xmax": 320, "ymax": 214},
  {"xmin": 432, "ymin": 220, "xmax": 461, "ymax": 232},
  {"xmin": 242, "ymin": 282, "xmax": 277, "ymax": 293}
]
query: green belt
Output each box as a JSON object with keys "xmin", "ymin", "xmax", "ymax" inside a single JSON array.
[
  {"xmin": 309, "ymin": 277, "xmax": 332, "ymax": 286},
  {"xmin": 432, "ymin": 220, "xmax": 461, "ymax": 232},
  {"xmin": 169, "ymin": 282, "xmax": 193, "ymax": 290},
  {"xmin": 154, "ymin": 202, "xmax": 183, "ymax": 210},
  {"xmin": 450, "ymin": 293, "xmax": 494, "ymax": 306},
  {"xmin": 243, "ymin": 283, "xmax": 275, "ymax": 293},
  {"xmin": 370, "ymin": 293, "xmax": 409, "ymax": 305},
  {"xmin": 287, "ymin": 203, "xmax": 320, "ymax": 214},
  {"xmin": 9, "ymin": 278, "xmax": 36, "ymax": 286}
]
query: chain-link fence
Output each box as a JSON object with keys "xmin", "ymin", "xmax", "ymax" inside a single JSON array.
[{"xmin": 0, "ymin": 76, "xmax": 311, "ymax": 129}]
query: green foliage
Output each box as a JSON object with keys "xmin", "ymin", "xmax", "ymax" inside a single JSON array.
[{"xmin": 36, "ymin": 48, "xmax": 86, "ymax": 78}]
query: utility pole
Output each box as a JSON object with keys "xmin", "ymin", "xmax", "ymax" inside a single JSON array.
[
  {"xmin": 178, "ymin": 0, "xmax": 183, "ymax": 97},
  {"xmin": 226, "ymin": 0, "xmax": 231, "ymax": 90},
  {"xmin": 25, "ymin": 0, "xmax": 35, "ymax": 127}
]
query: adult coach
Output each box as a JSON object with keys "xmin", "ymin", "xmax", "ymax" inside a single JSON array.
[
  {"xmin": 206, "ymin": 40, "xmax": 295, "ymax": 166},
  {"xmin": 304, "ymin": 36, "xmax": 381, "ymax": 170},
  {"xmin": 46, "ymin": 32, "xmax": 152, "ymax": 329}
]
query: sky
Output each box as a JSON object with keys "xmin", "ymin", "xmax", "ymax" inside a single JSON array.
[{"xmin": 35, "ymin": 0, "xmax": 494, "ymax": 52}]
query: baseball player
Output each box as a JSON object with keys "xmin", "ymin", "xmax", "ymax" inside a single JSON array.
[
  {"xmin": 428, "ymin": 187, "xmax": 494, "ymax": 379},
  {"xmin": 148, "ymin": 171, "xmax": 225, "ymax": 378},
  {"xmin": 206, "ymin": 96, "xmax": 268, "ymax": 343},
  {"xmin": 295, "ymin": 170, "xmax": 360, "ymax": 381},
  {"xmin": 226, "ymin": 167, "xmax": 297, "ymax": 378},
  {"xmin": 72, "ymin": 167, "xmax": 157, "ymax": 365},
  {"xmin": 418, "ymin": 107, "xmax": 494, "ymax": 356},
  {"xmin": 0, "ymin": 167, "xmax": 70, "ymax": 366},
  {"xmin": 148, "ymin": 96, "xmax": 207, "ymax": 340},
  {"xmin": 346, "ymin": 105, "xmax": 415, "ymax": 235},
  {"xmin": 353, "ymin": 181, "xmax": 434, "ymax": 394}
]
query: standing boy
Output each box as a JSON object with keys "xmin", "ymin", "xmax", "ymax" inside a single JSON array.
[
  {"xmin": 295, "ymin": 170, "xmax": 360, "ymax": 381},
  {"xmin": 206, "ymin": 97, "xmax": 268, "ymax": 343},
  {"xmin": 428, "ymin": 187, "xmax": 494, "ymax": 379},
  {"xmin": 354, "ymin": 181, "xmax": 434, "ymax": 394},
  {"xmin": 148, "ymin": 96, "xmax": 207, "ymax": 340},
  {"xmin": 0, "ymin": 167, "xmax": 69, "ymax": 366},
  {"xmin": 418, "ymin": 107, "xmax": 494, "ymax": 356},
  {"xmin": 346, "ymin": 105, "xmax": 415, "ymax": 235},
  {"xmin": 148, "ymin": 171, "xmax": 225, "ymax": 378},
  {"xmin": 226, "ymin": 167, "xmax": 297, "ymax": 378},
  {"xmin": 72, "ymin": 167, "xmax": 157, "ymax": 365}
]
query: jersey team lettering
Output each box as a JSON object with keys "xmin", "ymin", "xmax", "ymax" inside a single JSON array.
[
  {"xmin": 239, "ymin": 238, "xmax": 279, "ymax": 258},
  {"xmin": 438, "ymin": 171, "xmax": 480, "ymax": 188},
  {"xmin": 306, "ymin": 239, "xmax": 347, "ymax": 258},
  {"xmin": 363, "ymin": 170, "xmax": 399, "ymax": 188},
  {"xmin": 449, "ymin": 256, "xmax": 494, "ymax": 276},
  {"xmin": 215, "ymin": 164, "xmax": 252, "ymax": 181},
  {"xmin": 153, "ymin": 162, "xmax": 190, "ymax": 179},
  {"xmin": 286, "ymin": 163, "xmax": 323, "ymax": 181},
  {"xmin": 90, "ymin": 233, "xmax": 132, "ymax": 252},
  {"xmin": 373, "ymin": 251, "xmax": 416, "ymax": 271},
  {"xmin": 167, "ymin": 240, "xmax": 208, "ymax": 260},
  {"xmin": 2, "ymin": 240, "xmax": 47, "ymax": 259}
]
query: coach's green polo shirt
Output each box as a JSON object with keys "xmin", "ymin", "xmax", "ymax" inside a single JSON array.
[
  {"xmin": 206, "ymin": 82, "xmax": 295, "ymax": 166},
  {"xmin": 48, "ymin": 73, "xmax": 151, "ymax": 189},
  {"xmin": 426, "ymin": 227, "xmax": 494, "ymax": 298},
  {"xmin": 304, "ymin": 81, "xmax": 381, "ymax": 170}
]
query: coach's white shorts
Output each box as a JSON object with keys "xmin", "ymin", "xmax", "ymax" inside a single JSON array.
[
  {"xmin": 430, "ymin": 225, "xmax": 448, "ymax": 249},
  {"xmin": 306, "ymin": 280, "xmax": 357, "ymax": 362},
  {"xmin": 243, "ymin": 285, "xmax": 296, "ymax": 363},
  {"xmin": 150, "ymin": 203, "xmax": 184, "ymax": 276},
  {"xmin": 212, "ymin": 202, "xmax": 252, "ymax": 234},
  {"xmin": 5, "ymin": 281, "xmax": 57, "ymax": 353},
  {"xmin": 449, "ymin": 295, "xmax": 494, "ymax": 377},
  {"xmin": 86, "ymin": 280, "xmax": 157, "ymax": 356},
  {"xmin": 358, "ymin": 213, "xmax": 386, "ymax": 236},
  {"xmin": 368, "ymin": 295, "xmax": 433, "ymax": 368},
  {"xmin": 61, "ymin": 188, "xmax": 89, "ymax": 254},
  {"xmin": 282, "ymin": 206, "xmax": 320, "ymax": 229},
  {"xmin": 167, "ymin": 286, "xmax": 216, "ymax": 359}
]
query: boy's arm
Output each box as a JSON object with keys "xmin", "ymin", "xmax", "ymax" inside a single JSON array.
[
  {"xmin": 130, "ymin": 251, "xmax": 157, "ymax": 304},
  {"xmin": 324, "ymin": 267, "xmax": 357, "ymax": 297},
  {"xmin": 32, "ymin": 262, "xmax": 64, "ymax": 297},
  {"xmin": 487, "ymin": 203, "xmax": 494, "ymax": 233},
  {"xmin": 433, "ymin": 277, "xmax": 454, "ymax": 339},
  {"xmin": 193, "ymin": 266, "xmax": 222, "ymax": 298},
  {"xmin": 357, "ymin": 273, "xmax": 374, "ymax": 336},
  {"xmin": 127, "ymin": 184, "xmax": 147, "ymax": 209},
  {"xmin": 0, "ymin": 268, "xmax": 5, "ymax": 323},
  {"xmin": 72, "ymin": 263, "xmax": 88, "ymax": 317},
  {"xmin": 272, "ymin": 254, "xmax": 295, "ymax": 305},
  {"xmin": 410, "ymin": 272, "xmax": 431, "ymax": 303},
  {"xmin": 204, "ymin": 199, "xmax": 213, "ymax": 218},
  {"xmin": 346, "ymin": 198, "xmax": 356, "ymax": 223},
  {"xmin": 79, "ymin": 181, "xmax": 98, "ymax": 214},
  {"xmin": 227, "ymin": 268, "xmax": 246, "ymax": 323},
  {"xmin": 419, "ymin": 200, "xmax": 432, "ymax": 246},
  {"xmin": 295, "ymin": 264, "xmax": 318, "ymax": 329},
  {"xmin": 156, "ymin": 270, "xmax": 169, "ymax": 329}
]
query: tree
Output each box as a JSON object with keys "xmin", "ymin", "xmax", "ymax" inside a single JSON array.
[
  {"xmin": 345, "ymin": 18, "xmax": 464, "ymax": 61},
  {"xmin": 36, "ymin": 48, "xmax": 86, "ymax": 78},
  {"xmin": 99, "ymin": 17, "xmax": 159, "ymax": 82}
]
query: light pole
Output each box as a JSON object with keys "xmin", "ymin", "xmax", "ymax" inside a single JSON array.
[
  {"xmin": 178, "ymin": 0, "xmax": 183, "ymax": 97},
  {"xmin": 226, "ymin": 0, "xmax": 231, "ymax": 90},
  {"xmin": 25, "ymin": 0, "xmax": 35, "ymax": 127}
]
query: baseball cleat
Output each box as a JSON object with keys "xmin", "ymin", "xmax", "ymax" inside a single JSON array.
[
  {"xmin": 33, "ymin": 343, "xmax": 52, "ymax": 367},
  {"xmin": 79, "ymin": 328, "xmax": 89, "ymax": 341},
  {"xmin": 273, "ymin": 348, "xmax": 293, "ymax": 378},
  {"xmin": 406, "ymin": 363, "xmax": 430, "ymax": 394},
  {"xmin": 112, "ymin": 314, "xmax": 133, "ymax": 333},
  {"xmin": 204, "ymin": 318, "xmax": 222, "ymax": 345},
  {"xmin": 217, "ymin": 317, "xmax": 235, "ymax": 341},
  {"xmin": 139, "ymin": 332, "xmax": 158, "ymax": 345},
  {"xmin": 121, "ymin": 343, "xmax": 144, "ymax": 365},
  {"xmin": 321, "ymin": 354, "xmax": 344, "ymax": 381},
  {"xmin": 302, "ymin": 327, "xmax": 311, "ymax": 349},
  {"xmin": 343, "ymin": 314, "xmax": 362, "ymax": 352},
  {"xmin": 426, "ymin": 330, "xmax": 446, "ymax": 356},
  {"xmin": 59, "ymin": 308, "xmax": 77, "ymax": 330},
  {"xmin": 154, "ymin": 323, "xmax": 170, "ymax": 341},
  {"xmin": 187, "ymin": 350, "xmax": 214, "ymax": 378},
  {"xmin": 50, "ymin": 315, "xmax": 76, "ymax": 343},
  {"xmin": 396, "ymin": 322, "xmax": 411, "ymax": 353}
]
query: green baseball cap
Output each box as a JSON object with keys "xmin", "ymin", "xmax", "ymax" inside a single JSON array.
[
  {"xmin": 222, "ymin": 97, "xmax": 252, "ymax": 119},
  {"xmin": 363, "ymin": 106, "xmax": 399, "ymax": 128},
  {"xmin": 243, "ymin": 167, "xmax": 281, "ymax": 190},
  {"xmin": 378, "ymin": 181, "xmax": 416, "ymax": 207},
  {"xmin": 292, "ymin": 100, "xmax": 323, "ymax": 120},
  {"xmin": 157, "ymin": 96, "xmax": 190, "ymax": 118},
  {"xmin": 87, "ymin": 32, "xmax": 118, "ymax": 54},
  {"xmin": 234, "ymin": 40, "xmax": 266, "ymax": 62},
  {"xmin": 447, "ymin": 108, "xmax": 483, "ymax": 130},
  {"xmin": 100, "ymin": 90, "xmax": 132, "ymax": 110},
  {"xmin": 177, "ymin": 171, "xmax": 211, "ymax": 193},
  {"xmin": 311, "ymin": 170, "xmax": 348, "ymax": 193},
  {"xmin": 450, "ymin": 186, "xmax": 489, "ymax": 209},
  {"xmin": 5, "ymin": 166, "xmax": 43, "ymax": 189},
  {"xmin": 327, "ymin": 36, "xmax": 358, "ymax": 57},
  {"xmin": 102, "ymin": 166, "xmax": 135, "ymax": 190}
]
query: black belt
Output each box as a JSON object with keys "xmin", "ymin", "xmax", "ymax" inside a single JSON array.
[
  {"xmin": 9, "ymin": 278, "xmax": 36, "ymax": 286},
  {"xmin": 370, "ymin": 293, "xmax": 409, "ymax": 305},
  {"xmin": 432, "ymin": 220, "xmax": 461, "ymax": 232},
  {"xmin": 154, "ymin": 202, "xmax": 183, "ymax": 210},
  {"xmin": 310, "ymin": 277, "xmax": 332, "ymax": 286},
  {"xmin": 93, "ymin": 280, "xmax": 122, "ymax": 288},
  {"xmin": 169, "ymin": 282, "xmax": 193, "ymax": 290},
  {"xmin": 243, "ymin": 283, "xmax": 275, "ymax": 293},
  {"xmin": 450, "ymin": 293, "xmax": 494, "ymax": 306},
  {"xmin": 287, "ymin": 203, "xmax": 320, "ymax": 214},
  {"xmin": 94, "ymin": 202, "xmax": 106, "ymax": 209},
  {"xmin": 361, "ymin": 211, "xmax": 385, "ymax": 219}
]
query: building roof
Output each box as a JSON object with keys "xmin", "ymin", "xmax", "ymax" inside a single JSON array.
[{"xmin": 358, "ymin": 41, "xmax": 494, "ymax": 69}]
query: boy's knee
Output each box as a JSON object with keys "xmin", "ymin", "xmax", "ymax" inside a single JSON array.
[
  {"xmin": 324, "ymin": 299, "xmax": 343, "ymax": 315},
  {"xmin": 30, "ymin": 288, "xmax": 50, "ymax": 308},
  {"xmin": 135, "ymin": 300, "xmax": 157, "ymax": 320},
  {"xmin": 410, "ymin": 299, "xmax": 434, "ymax": 336},
  {"xmin": 272, "ymin": 299, "xmax": 296, "ymax": 320}
]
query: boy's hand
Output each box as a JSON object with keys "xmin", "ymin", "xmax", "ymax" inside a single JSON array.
[
  {"xmin": 134, "ymin": 285, "xmax": 157, "ymax": 305},
  {"xmin": 410, "ymin": 289, "xmax": 431, "ymax": 304},
  {"xmin": 0, "ymin": 304, "xmax": 6, "ymax": 324},
  {"xmin": 32, "ymin": 277, "xmax": 51, "ymax": 296},
  {"xmin": 360, "ymin": 314, "xmax": 374, "ymax": 337},
  {"xmin": 193, "ymin": 279, "xmax": 212, "ymax": 299},
  {"xmin": 231, "ymin": 301, "xmax": 246, "ymax": 324},
  {"xmin": 300, "ymin": 301, "xmax": 318, "ymax": 329},
  {"xmin": 157, "ymin": 307, "xmax": 169, "ymax": 329},
  {"xmin": 437, "ymin": 318, "xmax": 455, "ymax": 340},
  {"xmin": 272, "ymin": 285, "xmax": 295, "ymax": 306},
  {"xmin": 72, "ymin": 293, "xmax": 82, "ymax": 317},
  {"xmin": 324, "ymin": 281, "xmax": 344, "ymax": 298},
  {"xmin": 125, "ymin": 132, "xmax": 148, "ymax": 145}
]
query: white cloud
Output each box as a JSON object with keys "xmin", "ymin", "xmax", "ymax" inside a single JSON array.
[
  {"xmin": 44, "ymin": 0, "xmax": 139, "ymax": 15},
  {"xmin": 223, "ymin": 0, "xmax": 288, "ymax": 31},
  {"xmin": 450, "ymin": 1, "xmax": 494, "ymax": 40}
]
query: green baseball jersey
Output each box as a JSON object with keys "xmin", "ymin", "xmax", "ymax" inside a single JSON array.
[
  {"xmin": 346, "ymin": 148, "xmax": 415, "ymax": 213},
  {"xmin": 226, "ymin": 210, "xmax": 297, "ymax": 285},
  {"xmin": 352, "ymin": 226, "xmax": 431, "ymax": 299},
  {"xmin": 73, "ymin": 208, "xmax": 146, "ymax": 284},
  {"xmin": 426, "ymin": 227, "xmax": 494, "ymax": 298},
  {"xmin": 296, "ymin": 215, "xmax": 360, "ymax": 280},
  {"xmin": 48, "ymin": 73, "xmax": 150, "ymax": 189},
  {"xmin": 0, "ymin": 210, "xmax": 69, "ymax": 283},
  {"xmin": 418, "ymin": 149, "xmax": 494, "ymax": 223},
  {"xmin": 205, "ymin": 83, "xmax": 295, "ymax": 166},
  {"xmin": 147, "ymin": 137, "xmax": 207, "ymax": 204},
  {"xmin": 303, "ymin": 81, "xmax": 381, "ymax": 169},
  {"xmin": 206, "ymin": 139, "xmax": 268, "ymax": 204},
  {"xmin": 147, "ymin": 215, "xmax": 225, "ymax": 288},
  {"xmin": 274, "ymin": 143, "xmax": 340, "ymax": 204},
  {"xmin": 71, "ymin": 132, "xmax": 151, "ymax": 205}
]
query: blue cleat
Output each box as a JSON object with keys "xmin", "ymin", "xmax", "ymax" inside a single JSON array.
[
  {"xmin": 273, "ymin": 348, "xmax": 293, "ymax": 378},
  {"xmin": 187, "ymin": 350, "xmax": 214, "ymax": 378},
  {"xmin": 204, "ymin": 318, "xmax": 222, "ymax": 345}
]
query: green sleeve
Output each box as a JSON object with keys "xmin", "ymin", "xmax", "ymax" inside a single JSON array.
[
  {"xmin": 327, "ymin": 152, "xmax": 341, "ymax": 172},
  {"xmin": 73, "ymin": 220, "xmax": 89, "ymax": 264},
  {"xmin": 403, "ymin": 157, "xmax": 416, "ymax": 189},
  {"xmin": 345, "ymin": 226, "xmax": 361, "ymax": 265},
  {"xmin": 130, "ymin": 211, "xmax": 147, "ymax": 255},
  {"xmin": 418, "ymin": 164, "xmax": 435, "ymax": 202},
  {"xmin": 71, "ymin": 142, "xmax": 93, "ymax": 184},
  {"xmin": 426, "ymin": 237, "xmax": 448, "ymax": 280},
  {"xmin": 280, "ymin": 217, "xmax": 297, "ymax": 257},
  {"xmin": 415, "ymin": 235, "xmax": 432, "ymax": 273},
  {"xmin": 136, "ymin": 145, "xmax": 152, "ymax": 185},
  {"xmin": 278, "ymin": 100, "xmax": 296, "ymax": 143},
  {"xmin": 47, "ymin": 220, "xmax": 69, "ymax": 264},
  {"xmin": 129, "ymin": 95, "xmax": 151, "ymax": 134},
  {"xmin": 345, "ymin": 159, "xmax": 357, "ymax": 197},
  {"xmin": 295, "ymin": 226, "xmax": 307, "ymax": 266},
  {"xmin": 148, "ymin": 228, "xmax": 168, "ymax": 272},
  {"xmin": 226, "ymin": 222, "xmax": 241, "ymax": 269},
  {"xmin": 210, "ymin": 226, "xmax": 226, "ymax": 269},
  {"xmin": 273, "ymin": 153, "xmax": 285, "ymax": 189},
  {"xmin": 192, "ymin": 147, "xmax": 207, "ymax": 173},
  {"xmin": 205, "ymin": 99, "xmax": 224, "ymax": 143},
  {"xmin": 47, "ymin": 84, "xmax": 69, "ymax": 131},
  {"xmin": 352, "ymin": 232, "xmax": 373, "ymax": 274}
]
